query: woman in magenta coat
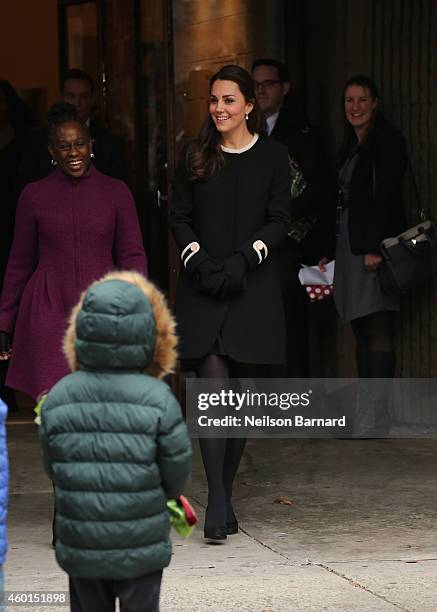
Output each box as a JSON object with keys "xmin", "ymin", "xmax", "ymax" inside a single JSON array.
[{"xmin": 0, "ymin": 103, "xmax": 148, "ymax": 401}]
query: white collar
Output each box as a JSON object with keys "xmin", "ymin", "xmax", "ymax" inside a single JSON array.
[{"xmin": 220, "ymin": 133, "xmax": 259, "ymax": 154}]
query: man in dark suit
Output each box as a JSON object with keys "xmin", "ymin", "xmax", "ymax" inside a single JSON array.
[
  {"xmin": 252, "ymin": 58, "xmax": 326, "ymax": 376},
  {"xmin": 18, "ymin": 69, "xmax": 129, "ymax": 188}
]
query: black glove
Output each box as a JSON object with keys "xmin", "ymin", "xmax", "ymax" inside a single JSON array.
[
  {"xmin": 218, "ymin": 253, "xmax": 248, "ymax": 298},
  {"xmin": 0, "ymin": 332, "xmax": 11, "ymax": 360},
  {"xmin": 194, "ymin": 259, "xmax": 227, "ymax": 297}
]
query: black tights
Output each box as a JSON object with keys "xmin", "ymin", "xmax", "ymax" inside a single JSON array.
[
  {"xmin": 351, "ymin": 311, "xmax": 395, "ymax": 377},
  {"xmin": 196, "ymin": 354, "xmax": 267, "ymax": 527}
]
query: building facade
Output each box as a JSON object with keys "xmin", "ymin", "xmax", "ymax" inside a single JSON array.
[{"xmin": 1, "ymin": 0, "xmax": 436, "ymax": 378}]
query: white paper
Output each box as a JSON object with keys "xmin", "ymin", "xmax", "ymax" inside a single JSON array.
[{"xmin": 298, "ymin": 260, "xmax": 335, "ymax": 286}]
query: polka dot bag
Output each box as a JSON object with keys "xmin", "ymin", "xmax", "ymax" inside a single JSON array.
[{"xmin": 305, "ymin": 284, "xmax": 334, "ymax": 302}]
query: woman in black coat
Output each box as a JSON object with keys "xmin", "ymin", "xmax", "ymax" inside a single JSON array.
[
  {"xmin": 170, "ymin": 65, "xmax": 290, "ymax": 540},
  {"xmin": 320, "ymin": 75, "xmax": 407, "ymax": 435}
]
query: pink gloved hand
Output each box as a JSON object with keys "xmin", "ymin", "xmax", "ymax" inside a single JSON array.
[
  {"xmin": 318, "ymin": 257, "xmax": 329, "ymax": 272},
  {"xmin": 364, "ymin": 253, "xmax": 383, "ymax": 272}
]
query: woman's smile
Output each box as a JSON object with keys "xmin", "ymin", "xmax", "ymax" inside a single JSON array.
[
  {"xmin": 49, "ymin": 122, "xmax": 92, "ymax": 178},
  {"xmin": 209, "ymin": 79, "xmax": 253, "ymax": 137}
]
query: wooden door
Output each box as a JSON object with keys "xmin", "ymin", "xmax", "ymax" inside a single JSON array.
[{"xmin": 137, "ymin": 0, "xmax": 177, "ymax": 295}]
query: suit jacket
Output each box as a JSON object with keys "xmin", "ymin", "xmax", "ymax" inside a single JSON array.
[
  {"xmin": 340, "ymin": 114, "xmax": 407, "ymax": 255},
  {"xmin": 271, "ymin": 104, "xmax": 326, "ymax": 222},
  {"xmin": 270, "ymin": 104, "xmax": 326, "ymax": 262},
  {"xmin": 170, "ymin": 135, "xmax": 290, "ymax": 364},
  {"xmin": 18, "ymin": 119, "xmax": 129, "ymax": 189}
]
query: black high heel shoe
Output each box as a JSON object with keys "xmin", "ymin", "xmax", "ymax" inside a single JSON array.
[
  {"xmin": 204, "ymin": 525, "xmax": 227, "ymax": 541},
  {"xmin": 204, "ymin": 501, "xmax": 227, "ymax": 541},
  {"xmin": 226, "ymin": 520, "xmax": 238, "ymax": 535}
]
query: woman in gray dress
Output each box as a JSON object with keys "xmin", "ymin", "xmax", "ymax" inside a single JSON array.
[{"xmin": 320, "ymin": 75, "xmax": 407, "ymax": 435}]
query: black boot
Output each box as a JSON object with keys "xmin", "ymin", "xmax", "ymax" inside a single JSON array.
[
  {"xmin": 353, "ymin": 351, "xmax": 394, "ymax": 437},
  {"xmin": 199, "ymin": 438, "xmax": 227, "ymax": 541},
  {"xmin": 356, "ymin": 348, "xmax": 370, "ymax": 379},
  {"xmin": 369, "ymin": 351, "xmax": 395, "ymax": 435},
  {"xmin": 352, "ymin": 349, "xmax": 373, "ymax": 437},
  {"xmin": 223, "ymin": 438, "xmax": 246, "ymax": 535}
]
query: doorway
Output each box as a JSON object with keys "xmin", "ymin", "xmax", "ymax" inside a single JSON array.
[{"xmin": 59, "ymin": 0, "xmax": 287, "ymax": 295}]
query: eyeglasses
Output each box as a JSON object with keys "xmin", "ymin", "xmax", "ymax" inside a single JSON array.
[
  {"xmin": 55, "ymin": 140, "xmax": 88, "ymax": 152},
  {"xmin": 254, "ymin": 79, "xmax": 281, "ymax": 90}
]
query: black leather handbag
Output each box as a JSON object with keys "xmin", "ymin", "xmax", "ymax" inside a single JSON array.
[
  {"xmin": 379, "ymin": 219, "xmax": 437, "ymax": 295},
  {"xmin": 378, "ymin": 160, "xmax": 437, "ymax": 295}
]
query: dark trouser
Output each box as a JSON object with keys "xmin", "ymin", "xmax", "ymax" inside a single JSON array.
[
  {"xmin": 52, "ymin": 483, "xmax": 56, "ymax": 547},
  {"xmin": 69, "ymin": 570, "xmax": 162, "ymax": 612},
  {"xmin": 273, "ymin": 243, "xmax": 308, "ymax": 377}
]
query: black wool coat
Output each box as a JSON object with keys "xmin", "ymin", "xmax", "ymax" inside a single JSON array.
[
  {"xmin": 169, "ymin": 135, "xmax": 291, "ymax": 364},
  {"xmin": 18, "ymin": 119, "xmax": 129, "ymax": 189},
  {"xmin": 340, "ymin": 114, "xmax": 407, "ymax": 255}
]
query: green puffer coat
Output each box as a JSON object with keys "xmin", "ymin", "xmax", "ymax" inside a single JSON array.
[{"xmin": 40, "ymin": 271, "xmax": 192, "ymax": 580}]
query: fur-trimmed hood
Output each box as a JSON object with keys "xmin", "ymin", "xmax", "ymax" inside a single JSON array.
[{"xmin": 63, "ymin": 271, "xmax": 177, "ymax": 379}]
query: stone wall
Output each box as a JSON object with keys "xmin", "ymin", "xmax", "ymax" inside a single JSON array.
[{"xmin": 173, "ymin": 0, "xmax": 284, "ymax": 142}]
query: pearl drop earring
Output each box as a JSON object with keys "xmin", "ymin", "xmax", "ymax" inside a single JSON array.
[{"xmin": 245, "ymin": 113, "xmax": 249, "ymax": 121}]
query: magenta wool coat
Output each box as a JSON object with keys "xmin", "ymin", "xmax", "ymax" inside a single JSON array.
[{"xmin": 0, "ymin": 164, "xmax": 148, "ymax": 400}]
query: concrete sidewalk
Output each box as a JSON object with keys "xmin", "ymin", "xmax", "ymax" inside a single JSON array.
[{"xmin": 5, "ymin": 424, "xmax": 437, "ymax": 611}]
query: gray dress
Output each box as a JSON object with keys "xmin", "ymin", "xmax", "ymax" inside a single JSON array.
[{"xmin": 333, "ymin": 156, "xmax": 399, "ymax": 323}]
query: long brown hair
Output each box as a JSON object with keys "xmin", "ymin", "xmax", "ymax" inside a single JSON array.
[
  {"xmin": 339, "ymin": 74, "xmax": 379, "ymax": 161},
  {"xmin": 186, "ymin": 65, "xmax": 265, "ymax": 181}
]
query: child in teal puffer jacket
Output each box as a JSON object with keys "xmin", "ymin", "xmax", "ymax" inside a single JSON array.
[{"xmin": 39, "ymin": 271, "xmax": 192, "ymax": 612}]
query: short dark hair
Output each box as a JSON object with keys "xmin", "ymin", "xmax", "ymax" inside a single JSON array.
[
  {"xmin": 61, "ymin": 69, "xmax": 94, "ymax": 94},
  {"xmin": 251, "ymin": 58, "xmax": 290, "ymax": 84},
  {"xmin": 47, "ymin": 102, "xmax": 89, "ymax": 143}
]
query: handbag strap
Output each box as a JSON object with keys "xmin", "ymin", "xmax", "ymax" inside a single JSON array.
[
  {"xmin": 372, "ymin": 157, "xmax": 427, "ymax": 222},
  {"xmin": 406, "ymin": 157, "xmax": 427, "ymax": 221}
]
